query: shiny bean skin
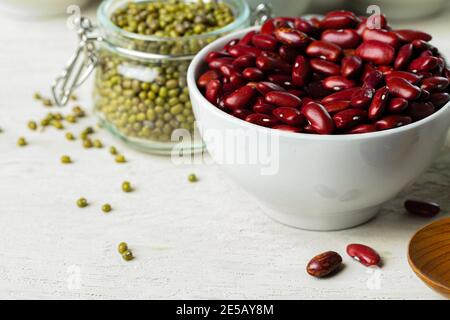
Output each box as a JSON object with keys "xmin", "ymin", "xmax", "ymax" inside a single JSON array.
[
  {"xmin": 256, "ymin": 81, "xmax": 286, "ymax": 95},
  {"xmin": 320, "ymin": 10, "xmax": 359, "ymax": 30},
  {"xmin": 294, "ymin": 18, "xmax": 319, "ymax": 36},
  {"xmin": 267, "ymin": 74, "xmax": 292, "ymax": 87},
  {"xmin": 205, "ymin": 51, "xmax": 229, "ymax": 63},
  {"xmin": 322, "ymin": 76, "xmax": 356, "ymax": 91},
  {"xmin": 375, "ymin": 115, "xmax": 412, "ymax": 130},
  {"xmin": 346, "ymin": 123, "xmax": 377, "ymax": 134},
  {"xmin": 346, "ymin": 244, "xmax": 381, "ymax": 267},
  {"xmin": 363, "ymin": 70, "xmax": 384, "ymax": 89},
  {"xmin": 404, "ymin": 199, "xmax": 440, "ymax": 217},
  {"xmin": 385, "ymin": 71, "xmax": 421, "ymax": 84},
  {"xmin": 279, "ymin": 45, "xmax": 299, "ymax": 63},
  {"xmin": 323, "ymin": 100, "xmax": 351, "ymax": 113},
  {"xmin": 228, "ymin": 44, "xmax": 261, "ymax": 58},
  {"xmin": 273, "ymin": 27, "xmax": 310, "ymax": 48},
  {"xmin": 232, "ymin": 54, "xmax": 256, "ymax": 68},
  {"xmin": 341, "ymin": 55, "xmax": 362, "ymax": 78},
  {"xmin": 232, "ymin": 108, "xmax": 252, "ymax": 120},
  {"xmin": 408, "ymin": 101, "xmax": 435, "ymax": 121},
  {"xmin": 321, "ymin": 29, "xmax": 360, "ymax": 49},
  {"xmin": 322, "ymin": 88, "xmax": 359, "ymax": 103},
  {"xmin": 356, "ymin": 40, "xmax": 396, "ymax": 65},
  {"xmin": 245, "ymin": 113, "xmax": 279, "ymax": 127},
  {"xmin": 333, "ymin": 108, "xmax": 367, "ymax": 129},
  {"xmin": 273, "ymin": 107, "xmax": 304, "ymax": 126},
  {"xmin": 421, "ymin": 76, "xmax": 449, "ymax": 93},
  {"xmin": 394, "ymin": 43, "xmax": 414, "ymax": 70},
  {"xmin": 197, "ymin": 70, "xmax": 221, "ymax": 88},
  {"xmin": 208, "ymin": 57, "xmax": 234, "ymax": 70},
  {"xmin": 239, "ymin": 31, "xmax": 256, "ymax": 46},
  {"xmin": 256, "ymin": 55, "xmax": 290, "ymax": 74},
  {"xmin": 265, "ymin": 91, "xmax": 302, "ymax": 109},
  {"xmin": 395, "ymin": 29, "xmax": 432, "ymax": 42},
  {"xmin": 292, "ymin": 55, "xmax": 311, "ymax": 86},
  {"xmin": 310, "ymin": 58, "xmax": 341, "ymax": 76},
  {"xmin": 408, "ymin": 56, "xmax": 439, "ymax": 73},
  {"xmin": 351, "ymin": 87, "xmax": 374, "ymax": 108},
  {"xmin": 368, "ymin": 87, "xmax": 390, "ymax": 120},
  {"xmin": 206, "ymin": 80, "xmax": 222, "ymax": 104},
  {"xmin": 362, "ymin": 29, "xmax": 399, "ymax": 48},
  {"xmin": 429, "ymin": 92, "xmax": 450, "ymax": 108},
  {"xmin": 242, "ymin": 68, "xmax": 265, "ymax": 81},
  {"xmin": 301, "ymin": 102, "xmax": 335, "ymax": 134},
  {"xmin": 260, "ymin": 17, "xmax": 295, "ymax": 35},
  {"xmin": 251, "ymin": 33, "xmax": 279, "ymax": 51},
  {"xmin": 224, "ymin": 85, "xmax": 257, "ymax": 110},
  {"xmin": 386, "ymin": 77, "xmax": 421, "ymax": 101},
  {"xmin": 388, "ymin": 97, "xmax": 409, "ymax": 113},
  {"xmin": 253, "ymin": 97, "xmax": 277, "ymax": 115},
  {"xmin": 306, "ymin": 41, "xmax": 342, "ymax": 62}
]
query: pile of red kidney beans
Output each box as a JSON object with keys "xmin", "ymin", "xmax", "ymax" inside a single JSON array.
[{"xmin": 197, "ymin": 10, "xmax": 450, "ymax": 134}]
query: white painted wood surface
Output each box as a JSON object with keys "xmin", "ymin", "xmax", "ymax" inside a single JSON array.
[{"xmin": 0, "ymin": 3, "xmax": 449, "ymax": 300}]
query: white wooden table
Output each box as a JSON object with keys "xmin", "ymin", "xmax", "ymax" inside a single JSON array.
[{"xmin": 0, "ymin": 3, "xmax": 449, "ymax": 300}]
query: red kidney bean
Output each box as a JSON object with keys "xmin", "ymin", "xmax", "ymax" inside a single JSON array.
[
  {"xmin": 287, "ymin": 89, "xmax": 305, "ymax": 98},
  {"xmin": 323, "ymin": 100, "xmax": 351, "ymax": 113},
  {"xmin": 306, "ymin": 81, "xmax": 334, "ymax": 99},
  {"xmin": 228, "ymin": 44, "xmax": 261, "ymax": 58},
  {"xmin": 253, "ymin": 97, "xmax": 277, "ymax": 115},
  {"xmin": 294, "ymin": 18, "xmax": 319, "ymax": 36},
  {"xmin": 267, "ymin": 74, "xmax": 292, "ymax": 87},
  {"xmin": 346, "ymin": 123, "xmax": 377, "ymax": 134},
  {"xmin": 251, "ymin": 33, "xmax": 278, "ymax": 51},
  {"xmin": 279, "ymin": 45, "xmax": 299, "ymax": 64},
  {"xmin": 206, "ymin": 80, "xmax": 222, "ymax": 104},
  {"xmin": 239, "ymin": 31, "xmax": 256, "ymax": 46},
  {"xmin": 420, "ymin": 89, "xmax": 430, "ymax": 101},
  {"xmin": 388, "ymin": 97, "xmax": 409, "ymax": 113},
  {"xmin": 206, "ymin": 51, "xmax": 229, "ymax": 63},
  {"xmin": 362, "ymin": 29, "xmax": 399, "ymax": 48},
  {"xmin": 408, "ymin": 56, "xmax": 439, "ymax": 73},
  {"xmin": 421, "ymin": 76, "xmax": 449, "ymax": 93},
  {"xmin": 242, "ymin": 67, "xmax": 264, "ymax": 81},
  {"xmin": 323, "ymin": 76, "xmax": 356, "ymax": 91},
  {"xmin": 362, "ymin": 70, "xmax": 384, "ymax": 89},
  {"xmin": 306, "ymin": 251, "xmax": 343, "ymax": 278},
  {"xmin": 429, "ymin": 92, "xmax": 450, "ymax": 108},
  {"xmin": 310, "ymin": 58, "xmax": 341, "ymax": 76},
  {"xmin": 273, "ymin": 107, "xmax": 304, "ymax": 126},
  {"xmin": 378, "ymin": 65, "xmax": 394, "ymax": 75},
  {"xmin": 386, "ymin": 77, "xmax": 421, "ymax": 101},
  {"xmin": 375, "ymin": 115, "xmax": 412, "ymax": 130},
  {"xmin": 385, "ymin": 71, "xmax": 421, "ymax": 84},
  {"xmin": 333, "ymin": 108, "xmax": 367, "ymax": 129},
  {"xmin": 346, "ymin": 244, "xmax": 381, "ymax": 267},
  {"xmin": 260, "ymin": 17, "xmax": 295, "ymax": 34},
  {"xmin": 292, "ymin": 55, "xmax": 311, "ymax": 87},
  {"xmin": 256, "ymin": 55, "xmax": 290, "ymax": 74},
  {"xmin": 321, "ymin": 29, "xmax": 360, "ymax": 49},
  {"xmin": 197, "ymin": 70, "xmax": 221, "ymax": 88},
  {"xmin": 232, "ymin": 108, "xmax": 252, "ymax": 120},
  {"xmin": 232, "ymin": 54, "xmax": 256, "ymax": 68},
  {"xmin": 322, "ymin": 87, "xmax": 359, "ymax": 103},
  {"xmin": 368, "ymin": 87, "xmax": 390, "ymax": 120},
  {"xmin": 395, "ymin": 29, "xmax": 432, "ymax": 43},
  {"xmin": 227, "ymin": 73, "xmax": 245, "ymax": 91},
  {"xmin": 208, "ymin": 57, "xmax": 234, "ymax": 70},
  {"xmin": 219, "ymin": 64, "xmax": 239, "ymax": 77},
  {"xmin": 394, "ymin": 43, "xmax": 414, "ymax": 70},
  {"xmin": 301, "ymin": 102, "xmax": 335, "ymax": 134},
  {"xmin": 408, "ymin": 101, "xmax": 435, "ymax": 121},
  {"xmin": 273, "ymin": 124, "xmax": 301, "ymax": 133},
  {"xmin": 265, "ymin": 91, "xmax": 302, "ymax": 109},
  {"xmin": 351, "ymin": 87, "xmax": 375, "ymax": 108},
  {"xmin": 306, "ymin": 41, "xmax": 342, "ymax": 62},
  {"xmin": 356, "ymin": 40, "xmax": 396, "ymax": 66},
  {"xmin": 341, "ymin": 55, "xmax": 362, "ymax": 78},
  {"xmin": 320, "ymin": 10, "xmax": 359, "ymax": 30},
  {"xmin": 273, "ymin": 27, "xmax": 310, "ymax": 48},
  {"xmin": 404, "ymin": 199, "xmax": 440, "ymax": 217},
  {"xmin": 245, "ymin": 113, "xmax": 279, "ymax": 128},
  {"xmin": 256, "ymin": 81, "xmax": 286, "ymax": 95},
  {"xmin": 224, "ymin": 85, "xmax": 257, "ymax": 110}
]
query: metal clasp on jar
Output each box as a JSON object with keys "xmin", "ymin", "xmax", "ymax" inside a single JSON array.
[{"xmin": 52, "ymin": 17, "xmax": 102, "ymax": 106}]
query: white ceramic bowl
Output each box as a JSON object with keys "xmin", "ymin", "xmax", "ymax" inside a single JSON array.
[{"xmin": 187, "ymin": 26, "xmax": 450, "ymax": 231}]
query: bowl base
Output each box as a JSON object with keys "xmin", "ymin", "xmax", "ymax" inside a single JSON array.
[{"xmin": 260, "ymin": 204, "xmax": 380, "ymax": 231}]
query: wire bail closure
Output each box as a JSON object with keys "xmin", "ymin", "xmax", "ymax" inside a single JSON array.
[
  {"xmin": 51, "ymin": 17, "xmax": 102, "ymax": 107},
  {"xmin": 252, "ymin": 3, "xmax": 273, "ymax": 25}
]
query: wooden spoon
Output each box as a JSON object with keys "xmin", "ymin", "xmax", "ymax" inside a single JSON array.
[{"xmin": 408, "ymin": 217, "xmax": 450, "ymax": 298}]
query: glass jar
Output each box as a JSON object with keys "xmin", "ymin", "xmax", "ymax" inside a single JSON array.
[{"xmin": 52, "ymin": 0, "xmax": 258, "ymax": 155}]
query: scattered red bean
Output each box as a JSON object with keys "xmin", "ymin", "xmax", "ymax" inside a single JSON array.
[
  {"xmin": 197, "ymin": 11, "xmax": 449, "ymax": 135},
  {"xmin": 404, "ymin": 199, "xmax": 440, "ymax": 217},
  {"xmin": 346, "ymin": 244, "xmax": 381, "ymax": 267},
  {"xmin": 306, "ymin": 251, "xmax": 343, "ymax": 278}
]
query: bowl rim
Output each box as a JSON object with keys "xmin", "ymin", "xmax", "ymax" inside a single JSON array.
[
  {"xmin": 407, "ymin": 217, "xmax": 450, "ymax": 293},
  {"xmin": 187, "ymin": 25, "xmax": 450, "ymax": 142}
]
